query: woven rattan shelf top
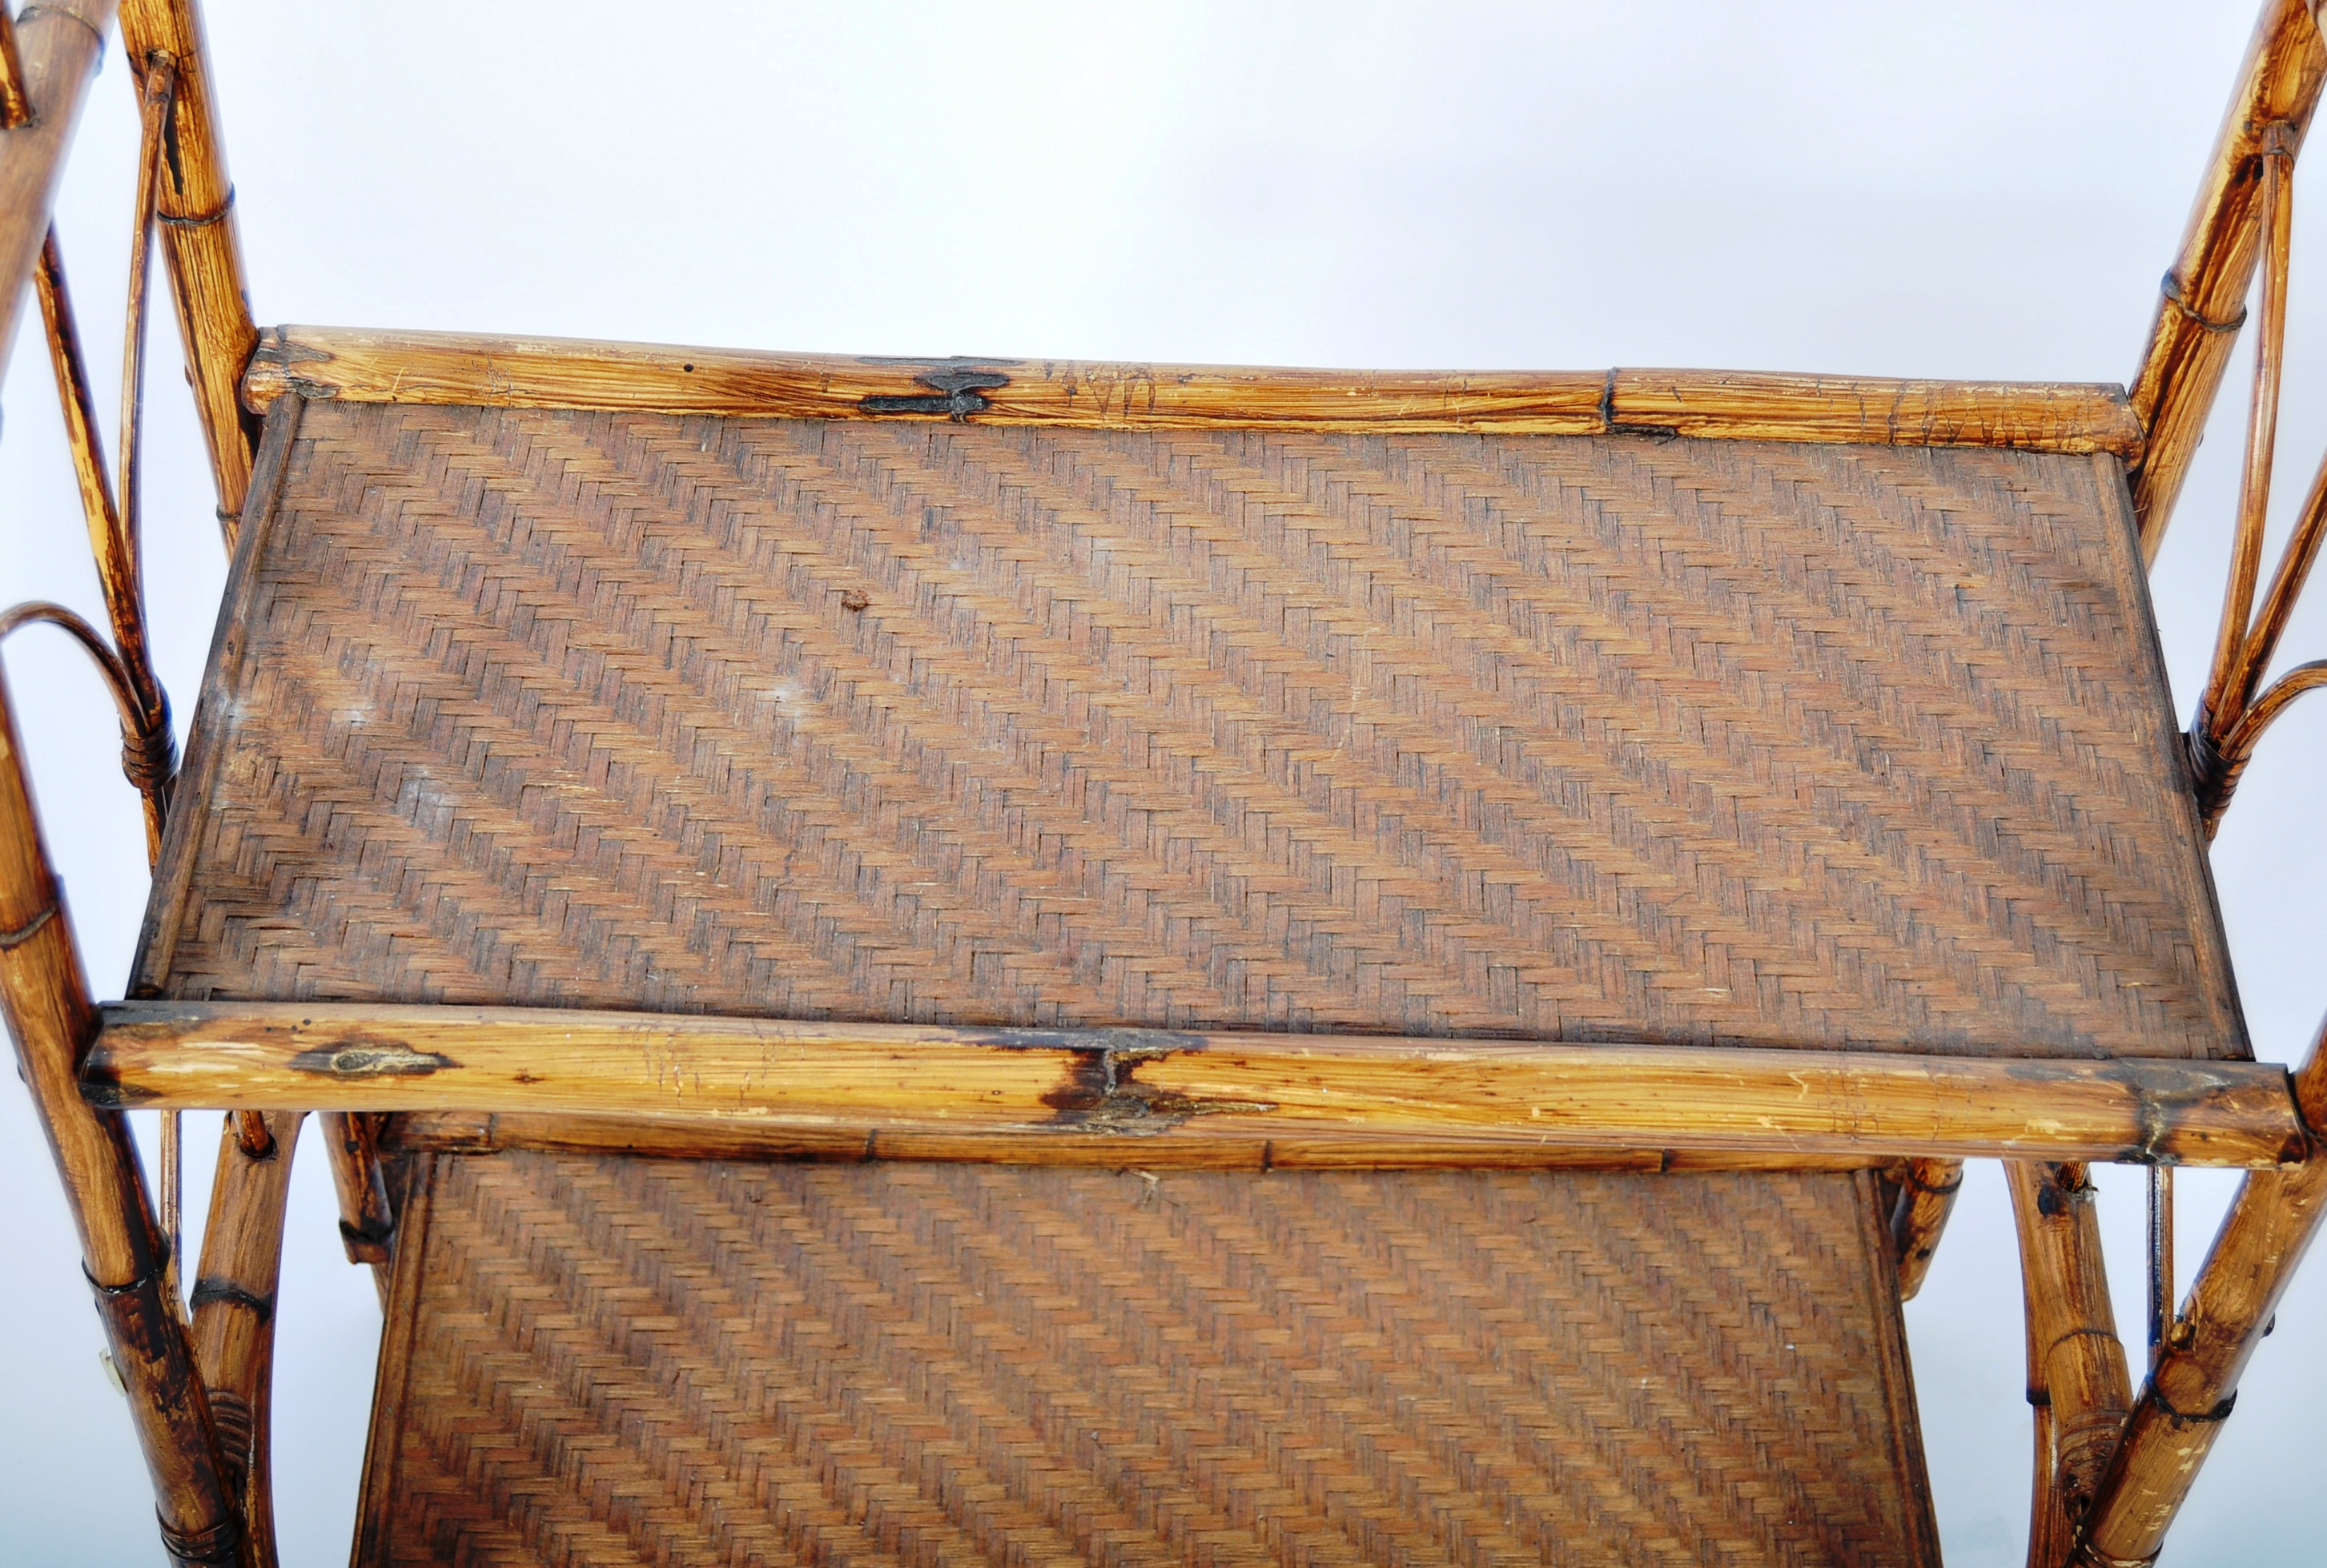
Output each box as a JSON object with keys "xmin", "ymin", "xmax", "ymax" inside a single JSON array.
[{"xmin": 136, "ymin": 392, "xmax": 2240, "ymax": 1059}]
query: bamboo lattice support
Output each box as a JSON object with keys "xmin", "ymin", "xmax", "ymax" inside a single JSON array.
[
  {"xmin": 118, "ymin": 0, "xmax": 259, "ymax": 534},
  {"xmin": 189, "ymin": 1110, "xmax": 303, "ymax": 1568},
  {"xmin": 2082, "ymin": 1015, "xmax": 2327, "ymax": 1564},
  {"xmin": 0, "ymin": 677, "xmax": 247, "ymax": 1564},
  {"xmin": 2007, "ymin": 1161, "xmax": 2133, "ymax": 1567},
  {"xmin": 239, "ymin": 325, "xmax": 2148, "ymax": 456},
  {"xmin": 78, "ymin": 1001, "xmax": 2306, "ymax": 1168},
  {"xmin": 2128, "ymin": 0, "xmax": 2327, "ymax": 561}
]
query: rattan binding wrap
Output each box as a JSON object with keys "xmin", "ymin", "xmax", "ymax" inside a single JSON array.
[
  {"xmin": 140, "ymin": 400, "xmax": 2237, "ymax": 1059},
  {"xmin": 359, "ymin": 1154, "xmax": 1938, "ymax": 1566}
]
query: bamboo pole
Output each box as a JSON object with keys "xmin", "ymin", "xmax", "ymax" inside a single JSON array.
[
  {"xmin": 2007, "ymin": 1161, "xmax": 2133, "ymax": 1567},
  {"xmin": 0, "ymin": 681, "xmax": 247, "ymax": 1564},
  {"xmin": 78, "ymin": 1000, "xmax": 2305, "ymax": 1168},
  {"xmin": 239, "ymin": 325, "xmax": 2148, "ymax": 457},
  {"xmin": 320, "ymin": 1112, "xmax": 394, "ymax": 1308},
  {"xmin": 2082, "ymin": 1014, "xmax": 2327, "ymax": 1564},
  {"xmin": 188, "ymin": 1110, "xmax": 302, "ymax": 1568},
  {"xmin": 0, "ymin": 0, "xmax": 119, "ymax": 378},
  {"xmin": 118, "ymin": 0, "xmax": 259, "ymax": 536},
  {"xmin": 2128, "ymin": 0, "xmax": 2327, "ymax": 561},
  {"xmin": 1889, "ymin": 1157, "xmax": 1964, "ymax": 1301}
]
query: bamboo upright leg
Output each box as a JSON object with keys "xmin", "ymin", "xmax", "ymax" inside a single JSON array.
[
  {"xmin": 0, "ymin": 681, "xmax": 248, "ymax": 1563},
  {"xmin": 189, "ymin": 1110, "xmax": 303, "ymax": 1568},
  {"xmin": 2082, "ymin": 1018, "xmax": 2327, "ymax": 1564},
  {"xmin": 2007, "ymin": 1161, "xmax": 2132, "ymax": 1568}
]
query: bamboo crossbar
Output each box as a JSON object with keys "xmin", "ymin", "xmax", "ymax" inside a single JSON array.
[
  {"xmin": 239, "ymin": 325, "xmax": 2147, "ymax": 456},
  {"xmin": 80, "ymin": 1002, "xmax": 2304, "ymax": 1168}
]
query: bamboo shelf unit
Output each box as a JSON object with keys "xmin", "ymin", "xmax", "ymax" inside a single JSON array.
[{"xmin": 7, "ymin": 3, "xmax": 2327, "ymax": 1565}]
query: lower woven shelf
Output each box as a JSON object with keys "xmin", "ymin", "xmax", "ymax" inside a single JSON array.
[{"xmin": 356, "ymin": 1154, "xmax": 1939, "ymax": 1566}]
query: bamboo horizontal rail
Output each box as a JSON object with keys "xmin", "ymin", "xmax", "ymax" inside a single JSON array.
[
  {"xmin": 119, "ymin": 0, "xmax": 260, "ymax": 533},
  {"xmin": 0, "ymin": 0, "xmax": 119, "ymax": 374},
  {"xmin": 2128, "ymin": 0, "xmax": 2327, "ymax": 561},
  {"xmin": 240, "ymin": 325, "xmax": 2148, "ymax": 457},
  {"xmin": 80, "ymin": 1002, "xmax": 2305, "ymax": 1168}
]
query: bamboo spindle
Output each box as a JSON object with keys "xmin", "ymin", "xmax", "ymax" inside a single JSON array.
[
  {"xmin": 2083, "ymin": 1018, "xmax": 2327, "ymax": 1565},
  {"xmin": 1889, "ymin": 1157, "xmax": 1964, "ymax": 1302},
  {"xmin": 190, "ymin": 1110, "xmax": 303, "ymax": 1567},
  {"xmin": 2129, "ymin": 0, "xmax": 2327, "ymax": 561},
  {"xmin": 0, "ymin": 678, "xmax": 248, "ymax": 1565},
  {"xmin": 2148, "ymin": 1165, "xmax": 2176, "ymax": 1364},
  {"xmin": 0, "ymin": 0, "xmax": 119, "ymax": 384},
  {"xmin": 117, "ymin": 0, "xmax": 259, "ymax": 536},
  {"xmin": 2007, "ymin": 1161, "xmax": 2133, "ymax": 1567},
  {"xmin": 32, "ymin": 234, "xmax": 175, "ymax": 857},
  {"xmin": 0, "ymin": 6, "xmax": 31, "ymax": 129},
  {"xmin": 320, "ymin": 1111, "xmax": 395, "ymax": 1307},
  {"xmin": 2197, "ymin": 128, "xmax": 2295, "ymax": 738}
]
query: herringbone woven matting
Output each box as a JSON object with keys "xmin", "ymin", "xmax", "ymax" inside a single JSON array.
[
  {"xmin": 359, "ymin": 1155, "xmax": 1936, "ymax": 1566},
  {"xmin": 140, "ymin": 401, "xmax": 2236, "ymax": 1057}
]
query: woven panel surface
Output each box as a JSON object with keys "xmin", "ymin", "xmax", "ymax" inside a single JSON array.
[
  {"xmin": 142, "ymin": 400, "xmax": 2237, "ymax": 1057},
  {"xmin": 360, "ymin": 1154, "xmax": 1935, "ymax": 1566}
]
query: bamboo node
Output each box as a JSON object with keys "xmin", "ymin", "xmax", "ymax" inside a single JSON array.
[
  {"xmin": 0, "ymin": 901, "xmax": 55, "ymax": 949},
  {"xmin": 2159, "ymin": 271, "xmax": 2249, "ymax": 336},
  {"xmin": 338, "ymin": 1217, "xmax": 393, "ymax": 1266},
  {"xmin": 2147, "ymin": 1385, "xmax": 2236, "ymax": 1425},
  {"xmin": 187, "ymin": 1277, "xmax": 272, "ymax": 1323},
  {"xmin": 154, "ymin": 1507, "xmax": 243, "ymax": 1566},
  {"xmin": 15, "ymin": 6, "xmax": 107, "ymax": 52},
  {"xmin": 155, "ymin": 185, "xmax": 234, "ymax": 231}
]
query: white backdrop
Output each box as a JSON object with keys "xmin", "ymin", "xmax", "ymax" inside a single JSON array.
[{"xmin": 2, "ymin": 4, "xmax": 2322, "ymax": 1562}]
